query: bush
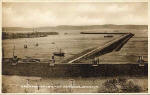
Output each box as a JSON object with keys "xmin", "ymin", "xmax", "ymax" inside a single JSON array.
[
  {"xmin": 99, "ymin": 78, "xmax": 142, "ymax": 93},
  {"xmin": 122, "ymin": 80, "xmax": 142, "ymax": 92}
]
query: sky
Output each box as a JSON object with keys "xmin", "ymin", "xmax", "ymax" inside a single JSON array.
[{"xmin": 2, "ymin": 2, "xmax": 148, "ymax": 27}]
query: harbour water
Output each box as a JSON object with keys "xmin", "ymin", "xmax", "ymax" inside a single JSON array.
[{"xmin": 3, "ymin": 29, "xmax": 148, "ymax": 63}]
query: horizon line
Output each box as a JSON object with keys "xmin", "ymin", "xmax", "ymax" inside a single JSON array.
[{"xmin": 2, "ymin": 24, "xmax": 148, "ymax": 28}]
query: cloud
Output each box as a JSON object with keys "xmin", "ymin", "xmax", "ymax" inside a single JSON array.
[{"xmin": 2, "ymin": 2, "xmax": 148, "ymax": 27}]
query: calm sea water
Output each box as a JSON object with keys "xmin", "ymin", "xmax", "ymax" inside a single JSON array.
[{"xmin": 3, "ymin": 29, "xmax": 148, "ymax": 63}]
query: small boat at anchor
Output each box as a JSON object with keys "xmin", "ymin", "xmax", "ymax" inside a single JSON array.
[
  {"xmin": 53, "ymin": 49, "xmax": 65, "ymax": 57},
  {"xmin": 104, "ymin": 35, "xmax": 114, "ymax": 38}
]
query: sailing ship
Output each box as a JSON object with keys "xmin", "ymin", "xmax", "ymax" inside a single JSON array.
[
  {"xmin": 53, "ymin": 49, "xmax": 65, "ymax": 57},
  {"xmin": 35, "ymin": 43, "xmax": 39, "ymax": 46},
  {"xmin": 11, "ymin": 45, "xmax": 19, "ymax": 65},
  {"xmin": 34, "ymin": 28, "xmax": 39, "ymax": 47},
  {"xmin": 24, "ymin": 44, "xmax": 28, "ymax": 48}
]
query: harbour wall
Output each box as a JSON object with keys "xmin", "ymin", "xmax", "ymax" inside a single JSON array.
[{"xmin": 2, "ymin": 62, "xmax": 148, "ymax": 77}]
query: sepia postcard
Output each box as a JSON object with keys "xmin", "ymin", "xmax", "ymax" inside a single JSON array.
[{"xmin": 1, "ymin": 0, "xmax": 148, "ymax": 93}]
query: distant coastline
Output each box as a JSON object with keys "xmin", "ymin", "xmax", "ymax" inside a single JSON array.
[
  {"xmin": 2, "ymin": 25, "xmax": 147, "ymax": 40},
  {"xmin": 2, "ymin": 32, "xmax": 59, "ymax": 40},
  {"xmin": 2, "ymin": 25, "xmax": 148, "ymax": 31}
]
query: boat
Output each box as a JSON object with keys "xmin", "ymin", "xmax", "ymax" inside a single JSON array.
[
  {"xmin": 35, "ymin": 43, "xmax": 39, "ymax": 46},
  {"xmin": 22, "ymin": 57, "xmax": 40, "ymax": 63},
  {"xmin": 64, "ymin": 33, "xmax": 68, "ymax": 35},
  {"xmin": 40, "ymin": 34, "xmax": 47, "ymax": 37},
  {"xmin": 104, "ymin": 35, "xmax": 113, "ymax": 38},
  {"xmin": 53, "ymin": 49, "xmax": 65, "ymax": 57},
  {"xmin": 53, "ymin": 52, "xmax": 65, "ymax": 56},
  {"xmin": 11, "ymin": 45, "xmax": 19, "ymax": 65},
  {"xmin": 51, "ymin": 42, "xmax": 55, "ymax": 44},
  {"xmin": 33, "ymin": 28, "xmax": 39, "ymax": 46},
  {"xmin": 24, "ymin": 44, "xmax": 28, "ymax": 48}
]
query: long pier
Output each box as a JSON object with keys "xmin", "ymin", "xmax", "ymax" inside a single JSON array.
[
  {"xmin": 80, "ymin": 32, "xmax": 128, "ymax": 34},
  {"xmin": 63, "ymin": 33, "xmax": 134, "ymax": 63}
]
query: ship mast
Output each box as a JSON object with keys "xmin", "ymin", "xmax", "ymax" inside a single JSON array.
[
  {"xmin": 60, "ymin": 48, "xmax": 61, "ymax": 53},
  {"xmin": 13, "ymin": 45, "xmax": 15, "ymax": 57},
  {"xmin": 35, "ymin": 28, "xmax": 38, "ymax": 46}
]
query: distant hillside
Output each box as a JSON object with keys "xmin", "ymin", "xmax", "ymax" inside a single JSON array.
[
  {"xmin": 3, "ymin": 25, "xmax": 148, "ymax": 32},
  {"xmin": 2, "ymin": 27, "xmax": 31, "ymax": 31},
  {"xmin": 38, "ymin": 25, "xmax": 148, "ymax": 30},
  {"xmin": 2, "ymin": 31, "xmax": 58, "ymax": 40}
]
